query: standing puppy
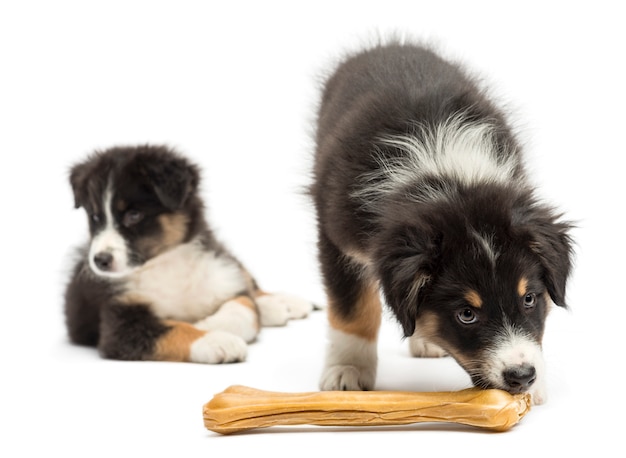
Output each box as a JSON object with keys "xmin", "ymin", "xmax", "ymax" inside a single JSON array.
[
  {"xmin": 65, "ymin": 145, "xmax": 311, "ymax": 363},
  {"xmin": 312, "ymin": 43, "xmax": 573, "ymax": 404}
]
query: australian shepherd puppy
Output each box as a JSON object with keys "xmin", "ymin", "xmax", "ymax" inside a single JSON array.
[
  {"xmin": 312, "ymin": 42, "xmax": 574, "ymax": 404},
  {"xmin": 65, "ymin": 145, "xmax": 312, "ymax": 363}
]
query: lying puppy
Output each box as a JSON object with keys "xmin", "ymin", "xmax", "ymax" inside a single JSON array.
[
  {"xmin": 65, "ymin": 144, "xmax": 312, "ymax": 363},
  {"xmin": 312, "ymin": 42, "xmax": 574, "ymax": 404}
]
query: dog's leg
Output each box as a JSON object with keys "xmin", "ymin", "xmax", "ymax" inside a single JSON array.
[
  {"xmin": 99, "ymin": 303, "xmax": 248, "ymax": 363},
  {"xmin": 318, "ymin": 236, "xmax": 381, "ymax": 391},
  {"xmin": 194, "ymin": 295, "xmax": 260, "ymax": 343}
]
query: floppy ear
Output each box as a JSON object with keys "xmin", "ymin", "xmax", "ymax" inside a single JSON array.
[
  {"xmin": 524, "ymin": 209, "xmax": 575, "ymax": 308},
  {"xmin": 69, "ymin": 159, "xmax": 96, "ymax": 209},
  {"xmin": 142, "ymin": 153, "xmax": 199, "ymax": 210},
  {"xmin": 375, "ymin": 225, "xmax": 440, "ymax": 337}
]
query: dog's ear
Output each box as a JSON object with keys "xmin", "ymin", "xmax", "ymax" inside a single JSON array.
[
  {"xmin": 376, "ymin": 224, "xmax": 440, "ymax": 337},
  {"xmin": 69, "ymin": 158, "xmax": 96, "ymax": 209},
  {"xmin": 522, "ymin": 207, "xmax": 575, "ymax": 308},
  {"xmin": 141, "ymin": 152, "xmax": 200, "ymax": 210}
]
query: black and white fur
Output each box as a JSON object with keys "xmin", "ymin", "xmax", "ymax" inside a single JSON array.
[
  {"xmin": 65, "ymin": 145, "xmax": 312, "ymax": 363},
  {"xmin": 311, "ymin": 42, "xmax": 573, "ymax": 404}
]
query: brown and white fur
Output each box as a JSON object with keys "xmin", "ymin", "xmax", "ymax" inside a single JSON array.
[
  {"xmin": 65, "ymin": 144, "xmax": 312, "ymax": 363},
  {"xmin": 311, "ymin": 42, "xmax": 574, "ymax": 404}
]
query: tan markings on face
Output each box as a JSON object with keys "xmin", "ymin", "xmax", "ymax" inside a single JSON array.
[
  {"xmin": 116, "ymin": 199, "xmax": 127, "ymax": 212},
  {"xmin": 136, "ymin": 212, "xmax": 189, "ymax": 258},
  {"xmin": 153, "ymin": 320, "xmax": 206, "ymax": 362},
  {"xmin": 159, "ymin": 213, "xmax": 189, "ymax": 248},
  {"xmin": 518, "ymin": 277, "xmax": 529, "ymax": 297},
  {"xmin": 328, "ymin": 281, "xmax": 381, "ymax": 341},
  {"xmin": 416, "ymin": 311, "xmax": 473, "ymax": 368},
  {"xmin": 415, "ymin": 311, "xmax": 456, "ymax": 355},
  {"xmin": 414, "ymin": 311, "xmax": 440, "ymax": 341},
  {"xmin": 464, "ymin": 289, "xmax": 483, "ymax": 308}
]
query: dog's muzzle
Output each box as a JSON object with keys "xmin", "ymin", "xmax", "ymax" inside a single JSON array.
[{"xmin": 93, "ymin": 252, "xmax": 114, "ymax": 271}]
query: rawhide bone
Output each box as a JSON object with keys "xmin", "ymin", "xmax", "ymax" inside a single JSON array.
[{"xmin": 203, "ymin": 385, "xmax": 531, "ymax": 434}]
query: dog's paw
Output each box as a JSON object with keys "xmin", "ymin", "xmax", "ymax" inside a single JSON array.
[
  {"xmin": 256, "ymin": 293, "xmax": 313, "ymax": 326},
  {"xmin": 319, "ymin": 365, "xmax": 376, "ymax": 391},
  {"xmin": 189, "ymin": 330, "xmax": 247, "ymax": 364},
  {"xmin": 194, "ymin": 298, "xmax": 260, "ymax": 343},
  {"xmin": 408, "ymin": 334, "xmax": 448, "ymax": 358}
]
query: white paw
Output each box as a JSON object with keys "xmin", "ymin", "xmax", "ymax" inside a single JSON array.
[
  {"xmin": 256, "ymin": 293, "xmax": 313, "ymax": 326},
  {"xmin": 321, "ymin": 328, "xmax": 378, "ymax": 390},
  {"xmin": 320, "ymin": 364, "xmax": 376, "ymax": 391},
  {"xmin": 408, "ymin": 334, "xmax": 448, "ymax": 358},
  {"xmin": 189, "ymin": 331, "xmax": 247, "ymax": 364},
  {"xmin": 194, "ymin": 299, "xmax": 259, "ymax": 343}
]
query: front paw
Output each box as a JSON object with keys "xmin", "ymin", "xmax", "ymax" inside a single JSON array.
[
  {"xmin": 319, "ymin": 365, "xmax": 376, "ymax": 391},
  {"xmin": 256, "ymin": 293, "xmax": 313, "ymax": 326},
  {"xmin": 189, "ymin": 331, "xmax": 247, "ymax": 364},
  {"xmin": 408, "ymin": 334, "xmax": 448, "ymax": 358}
]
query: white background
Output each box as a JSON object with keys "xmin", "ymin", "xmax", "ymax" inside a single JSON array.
[{"xmin": 1, "ymin": 1, "xmax": 623, "ymax": 456}]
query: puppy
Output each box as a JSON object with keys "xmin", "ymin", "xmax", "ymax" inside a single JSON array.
[
  {"xmin": 311, "ymin": 43, "xmax": 573, "ymax": 404},
  {"xmin": 65, "ymin": 144, "xmax": 312, "ymax": 363}
]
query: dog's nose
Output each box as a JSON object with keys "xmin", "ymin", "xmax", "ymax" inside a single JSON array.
[
  {"xmin": 94, "ymin": 252, "xmax": 113, "ymax": 271},
  {"xmin": 503, "ymin": 365, "xmax": 536, "ymax": 392}
]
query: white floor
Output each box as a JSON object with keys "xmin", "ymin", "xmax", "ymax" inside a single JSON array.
[{"xmin": 2, "ymin": 1, "xmax": 623, "ymax": 456}]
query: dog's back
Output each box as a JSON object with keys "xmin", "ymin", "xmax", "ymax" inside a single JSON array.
[
  {"xmin": 317, "ymin": 44, "xmax": 473, "ymax": 141},
  {"xmin": 313, "ymin": 43, "xmax": 522, "ymax": 256}
]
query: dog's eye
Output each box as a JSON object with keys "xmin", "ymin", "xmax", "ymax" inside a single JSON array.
[
  {"xmin": 90, "ymin": 214, "xmax": 101, "ymax": 224},
  {"xmin": 123, "ymin": 209, "xmax": 144, "ymax": 227},
  {"xmin": 457, "ymin": 308, "xmax": 478, "ymax": 325},
  {"xmin": 523, "ymin": 293, "xmax": 537, "ymax": 309}
]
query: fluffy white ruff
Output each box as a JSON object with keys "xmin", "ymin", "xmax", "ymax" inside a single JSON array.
[
  {"xmin": 124, "ymin": 239, "xmax": 249, "ymax": 322},
  {"xmin": 354, "ymin": 115, "xmax": 521, "ymax": 209}
]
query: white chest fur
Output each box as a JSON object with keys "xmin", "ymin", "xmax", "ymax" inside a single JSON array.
[{"xmin": 123, "ymin": 240, "xmax": 248, "ymax": 322}]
